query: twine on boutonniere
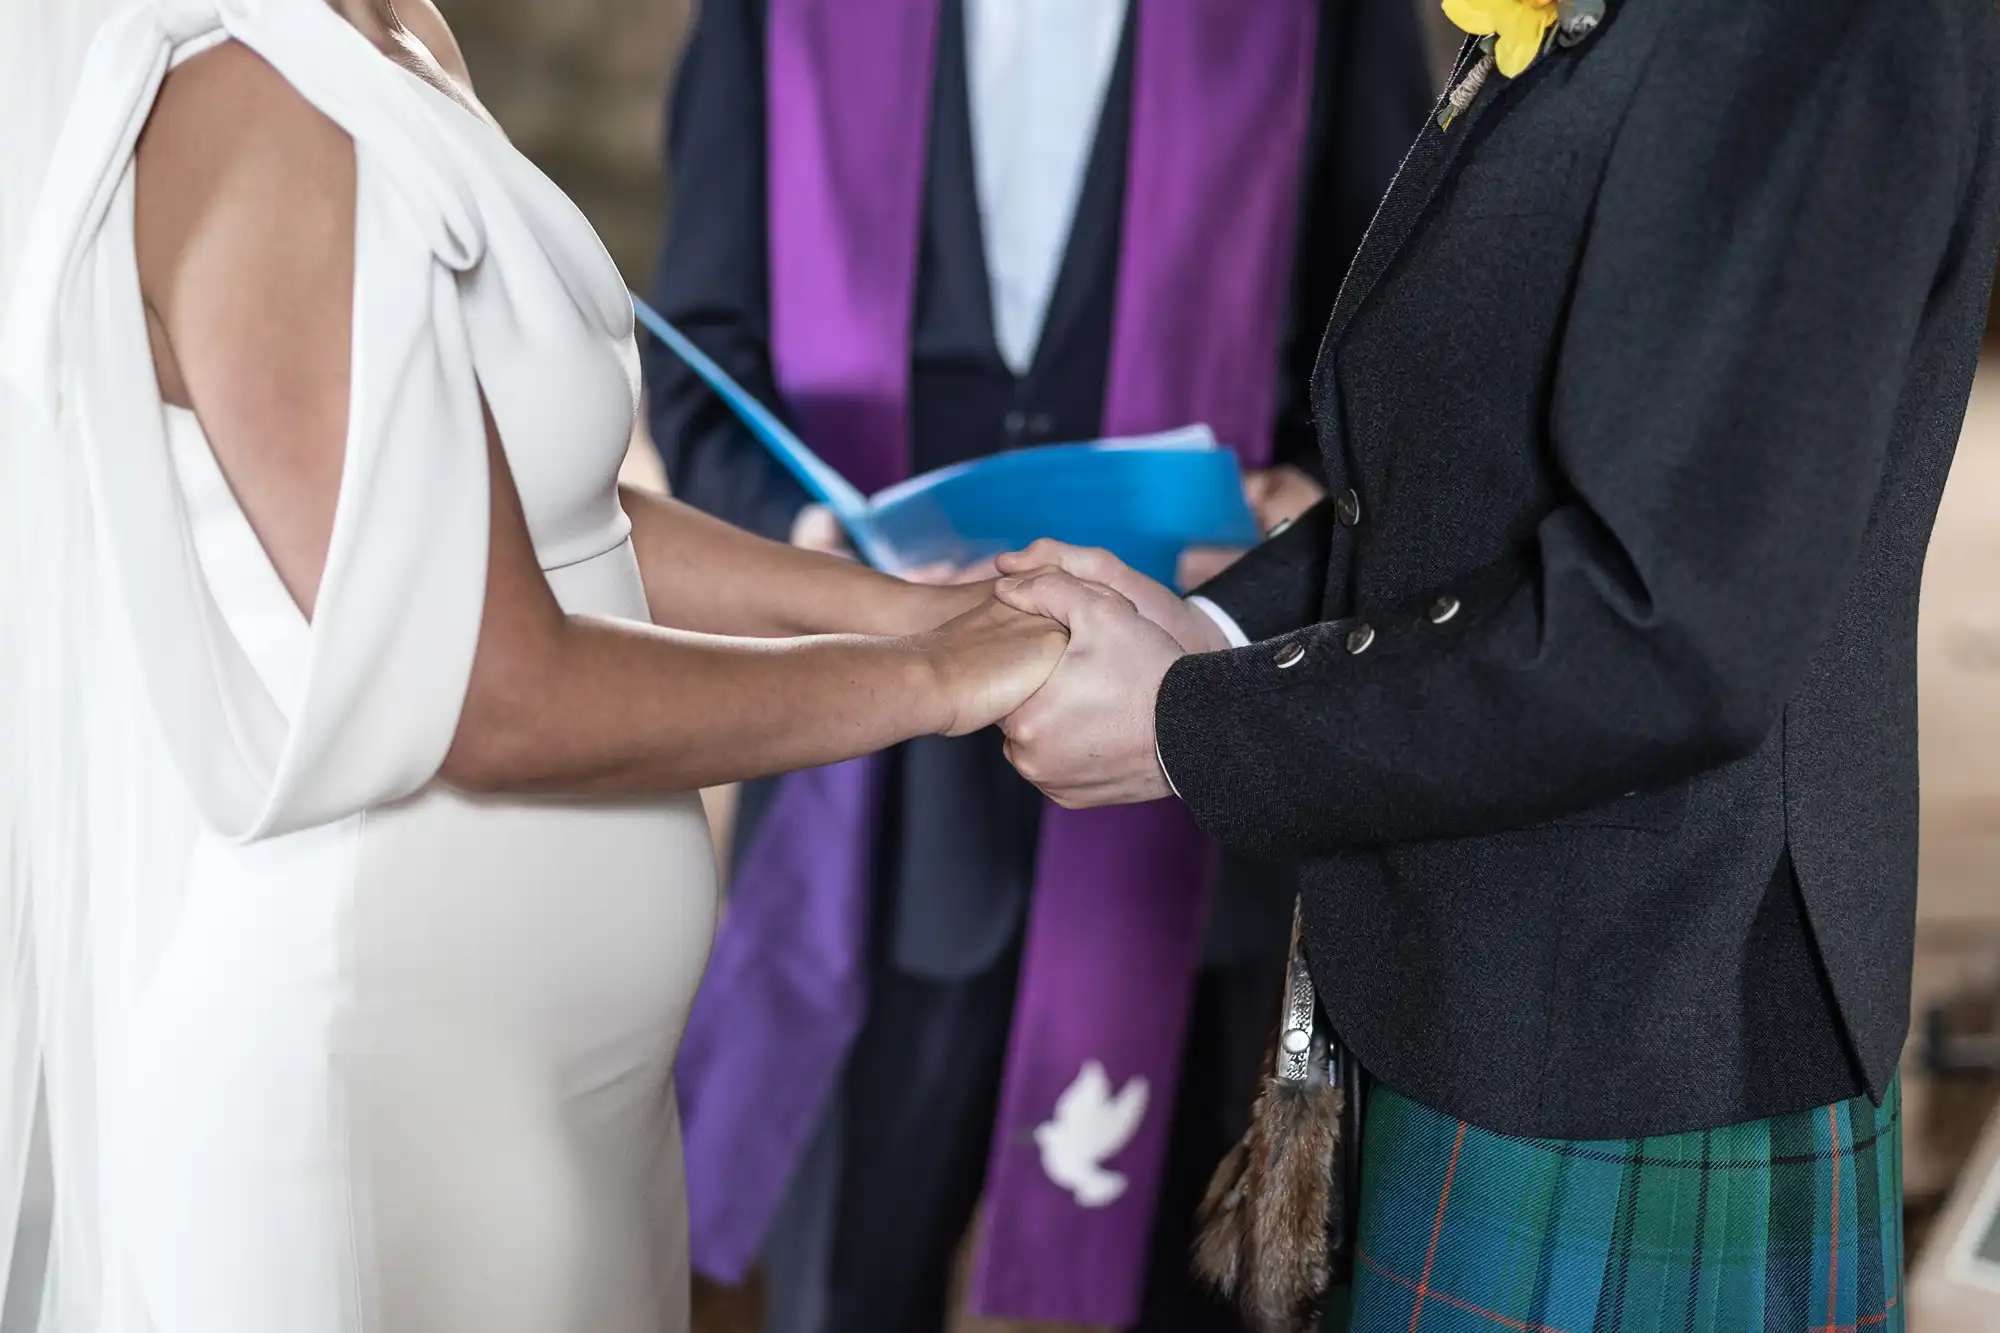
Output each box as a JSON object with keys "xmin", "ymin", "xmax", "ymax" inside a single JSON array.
[{"xmin": 1438, "ymin": 0, "xmax": 1603, "ymax": 128}]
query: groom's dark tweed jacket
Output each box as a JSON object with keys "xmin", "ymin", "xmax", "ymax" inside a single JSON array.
[{"xmin": 1157, "ymin": 0, "xmax": 2000, "ymax": 1139}]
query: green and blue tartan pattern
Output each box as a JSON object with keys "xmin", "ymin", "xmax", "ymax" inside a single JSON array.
[{"xmin": 1323, "ymin": 1077, "xmax": 1902, "ymax": 1333}]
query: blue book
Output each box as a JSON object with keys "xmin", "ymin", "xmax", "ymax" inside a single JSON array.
[{"xmin": 635, "ymin": 297, "xmax": 1261, "ymax": 586}]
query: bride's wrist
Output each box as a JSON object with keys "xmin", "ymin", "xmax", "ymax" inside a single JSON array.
[{"xmin": 901, "ymin": 631, "xmax": 962, "ymax": 736}]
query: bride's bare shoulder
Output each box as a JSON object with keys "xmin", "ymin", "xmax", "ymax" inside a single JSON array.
[
  {"xmin": 135, "ymin": 41, "xmax": 352, "ymax": 267},
  {"xmin": 154, "ymin": 38, "xmax": 339, "ymax": 128},
  {"xmin": 133, "ymin": 40, "xmax": 354, "ymax": 406},
  {"xmin": 140, "ymin": 39, "xmax": 351, "ymax": 183},
  {"xmin": 137, "ymin": 40, "xmax": 351, "ymax": 238}
]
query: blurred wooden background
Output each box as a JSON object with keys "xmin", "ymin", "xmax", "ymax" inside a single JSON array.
[{"xmin": 443, "ymin": 0, "xmax": 693, "ymax": 289}]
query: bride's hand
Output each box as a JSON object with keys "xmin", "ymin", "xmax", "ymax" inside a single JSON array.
[
  {"xmin": 917, "ymin": 599, "xmax": 1069, "ymax": 737},
  {"xmin": 880, "ymin": 566, "xmax": 1007, "ymax": 635},
  {"xmin": 994, "ymin": 541, "xmax": 1229, "ymax": 654}
]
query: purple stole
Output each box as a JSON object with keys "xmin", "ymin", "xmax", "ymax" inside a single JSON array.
[{"xmin": 674, "ymin": 0, "xmax": 1317, "ymax": 1322}]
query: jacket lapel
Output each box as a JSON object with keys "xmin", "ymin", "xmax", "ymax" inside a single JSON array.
[{"xmin": 1316, "ymin": 39, "xmax": 1510, "ymax": 361}]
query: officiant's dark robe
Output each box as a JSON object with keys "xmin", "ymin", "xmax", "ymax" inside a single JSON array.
[
  {"xmin": 646, "ymin": 0, "xmax": 1425, "ymax": 978},
  {"xmin": 641, "ymin": 0, "xmax": 1427, "ymax": 1327}
]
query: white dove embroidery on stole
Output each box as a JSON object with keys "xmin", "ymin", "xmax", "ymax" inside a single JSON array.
[{"xmin": 1034, "ymin": 1060, "xmax": 1150, "ymax": 1208}]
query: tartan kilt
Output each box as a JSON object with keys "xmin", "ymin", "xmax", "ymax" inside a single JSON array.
[{"xmin": 1323, "ymin": 1076, "xmax": 1903, "ymax": 1333}]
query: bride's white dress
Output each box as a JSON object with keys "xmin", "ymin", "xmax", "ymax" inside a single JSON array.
[{"xmin": 0, "ymin": 1, "xmax": 718, "ymax": 1330}]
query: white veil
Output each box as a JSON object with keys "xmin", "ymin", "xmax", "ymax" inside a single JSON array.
[{"xmin": 2, "ymin": 4, "xmax": 200, "ymax": 1329}]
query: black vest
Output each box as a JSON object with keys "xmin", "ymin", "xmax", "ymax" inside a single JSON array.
[{"xmin": 882, "ymin": 0, "xmax": 1136, "ymax": 979}]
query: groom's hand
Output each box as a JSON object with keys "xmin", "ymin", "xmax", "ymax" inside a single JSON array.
[
  {"xmin": 995, "ymin": 541, "xmax": 1229, "ymax": 654},
  {"xmin": 993, "ymin": 569, "xmax": 1184, "ymax": 809}
]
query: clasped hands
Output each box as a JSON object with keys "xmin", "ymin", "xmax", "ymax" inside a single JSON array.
[
  {"xmin": 983, "ymin": 541, "xmax": 1232, "ymax": 809},
  {"xmin": 845, "ymin": 464, "xmax": 1320, "ymax": 806}
]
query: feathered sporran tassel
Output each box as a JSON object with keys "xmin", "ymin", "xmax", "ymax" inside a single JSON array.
[{"xmin": 1192, "ymin": 902, "xmax": 1346, "ymax": 1333}]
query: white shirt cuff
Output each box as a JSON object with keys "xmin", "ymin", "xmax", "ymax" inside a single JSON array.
[
  {"xmin": 1155, "ymin": 737, "xmax": 1181, "ymax": 800},
  {"xmin": 1157, "ymin": 596, "xmax": 1247, "ymax": 802},
  {"xmin": 1187, "ymin": 595, "xmax": 1251, "ymax": 649}
]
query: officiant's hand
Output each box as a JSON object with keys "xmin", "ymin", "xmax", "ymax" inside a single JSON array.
[
  {"xmin": 790, "ymin": 502, "xmax": 855, "ymax": 558},
  {"xmin": 1177, "ymin": 466, "xmax": 1327, "ymax": 588},
  {"xmin": 995, "ymin": 541, "xmax": 1229, "ymax": 655},
  {"xmin": 992, "ymin": 570, "xmax": 1184, "ymax": 808},
  {"xmin": 1244, "ymin": 464, "xmax": 1325, "ymax": 533},
  {"xmin": 793, "ymin": 503, "xmax": 967, "ymax": 585}
]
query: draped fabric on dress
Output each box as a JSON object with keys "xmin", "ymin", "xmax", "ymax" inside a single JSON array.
[{"xmin": 0, "ymin": 3, "xmax": 645, "ymax": 1327}]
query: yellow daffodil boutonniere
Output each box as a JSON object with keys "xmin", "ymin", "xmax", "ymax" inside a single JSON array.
[
  {"xmin": 1438, "ymin": 0, "xmax": 1603, "ymax": 128},
  {"xmin": 1443, "ymin": 0, "xmax": 1559, "ymax": 78}
]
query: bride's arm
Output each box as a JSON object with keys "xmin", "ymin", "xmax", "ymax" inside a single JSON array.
[
  {"xmin": 449, "ymin": 417, "xmax": 1055, "ymax": 794},
  {"xmin": 136, "ymin": 42, "xmax": 1063, "ymax": 797},
  {"xmin": 617, "ymin": 483, "xmax": 988, "ymax": 637}
]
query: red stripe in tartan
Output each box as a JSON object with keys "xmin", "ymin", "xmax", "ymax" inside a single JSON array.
[
  {"xmin": 1809, "ymin": 1295, "xmax": 1900, "ymax": 1333},
  {"xmin": 1360, "ymin": 1250, "xmax": 1575, "ymax": 1333},
  {"xmin": 1408, "ymin": 1122, "xmax": 1470, "ymax": 1333}
]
